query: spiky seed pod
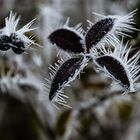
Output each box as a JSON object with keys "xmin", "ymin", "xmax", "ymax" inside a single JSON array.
[
  {"xmin": 86, "ymin": 9, "xmax": 139, "ymax": 50},
  {"xmin": 10, "ymin": 34, "xmax": 25, "ymax": 54},
  {"xmin": 0, "ymin": 11, "xmax": 39, "ymax": 54},
  {"xmin": 48, "ymin": 19, "xmax": 85, "ymax": 54},
  {"xmin": 93, "ymin": 42, "xmax": 140, "ymax": 92},
  {"xmin": 45, "ymin": 56, "xmax": 88, "ymax": 108},
  {"xmin": 11, "ymin": 41, "xmax": 25, "ymax": 54},
  {"xmin": 85, "ymin": 18, "xmax": 115, "ymax": 50},
  {"xmin": 0, "ymin": 35, "xmax": 12, "ymax": 51}
]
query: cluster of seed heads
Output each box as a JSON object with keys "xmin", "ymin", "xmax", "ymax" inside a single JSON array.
[
  {"xmin": 46, "ymin": 9, "xmax": 140, "ymax": 108},
  {"xmin": 0, "ymin": 10, "xmax": 140, "ymax": 109},
  {"xmin": 0, "ymin": 34, "xmax": 25, "ymax": 54},
  {"xmin": 0, "ymin": 11, "xmax": 38, "ymax": 54}
]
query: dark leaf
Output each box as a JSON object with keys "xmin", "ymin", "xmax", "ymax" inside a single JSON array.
[
  {"xmin": 95, "ymin": 55, "xmax": 130, "ymax": 89},
  {"xmin": 85, "ymin": 18, "xmax": 115, "ymax": 50},
  {"xmin": 49, "ymin": 57, "xmax": 84, "ymax": 100},
  {"xmin": 48, "ymin": 28, "xmax": 85, "ymax": 53}
]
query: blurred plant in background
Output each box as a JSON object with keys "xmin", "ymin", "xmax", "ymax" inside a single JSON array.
[{"xmin": 0, "ymin": 0, "xmax": 140, "ymax": 140}]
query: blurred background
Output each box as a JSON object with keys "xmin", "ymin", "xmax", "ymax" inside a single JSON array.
[{"xmin": 0, "ymin": 0, "xmax": 140, "ymax": 140}]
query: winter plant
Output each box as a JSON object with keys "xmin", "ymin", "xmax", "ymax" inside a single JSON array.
[
  {"xmin": 47, "ymin": 9, "xmax": 140, "ymax": 108},
  {"xmin": 0, "ymin": 10, "xmax": 139, "ymax": 110}
]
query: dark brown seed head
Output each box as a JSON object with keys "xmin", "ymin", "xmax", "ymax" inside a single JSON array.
[
  {"xmin": 48, "ymin": 28, "xmax": 85, "ymax": 53},
  {"xmin": 95, "ymin": 55, "xmax": 130, "ymax": 89},
  {"xmin": 85, "ymin": 18, "xmax": 115, "ymax": 51},
  {"xmin": 10, "ymin": 34, "xmax": 25, "ymax": 54},
  {"xmin": 0, "ymin": 35, "xmax": 12, "ymax": 51},
  {"xmin": 49, "ymin": 57, "xmax": 84, "ymax": 100}
]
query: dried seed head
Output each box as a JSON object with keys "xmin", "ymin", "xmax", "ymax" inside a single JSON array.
[
  {"xmin": 48, "ymin": 18, "xmax": 85, "ymax": 54},
  {"xmin": 10, "ymin": 34, "xmax": 25, "ymax": 54},
  {"xmin": 93, "ymin": 41, "xmax": 140, "ymax": 92},
  {"xmin": 45, "ymin": 56, "xmax": 88, "ymax": 108},
  {"xmin": 0, "ymin": 35, "xmax": 12, "ymax": 51},
  {"xmin": 0, "ymin": 11, "xmax": 39, "ymax": 54}
]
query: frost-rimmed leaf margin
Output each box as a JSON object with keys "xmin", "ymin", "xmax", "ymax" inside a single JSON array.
[
  {"xmin": 47, "ymin": 18, "xmax": 86, "ymax": 54},
  {"xmin": 93, "ymin": 41, "xmax": 140, "ymax": 92},
  {"xmin": 85, "ymin": 9, "xmax": 139, "ymax": 52},
  {"xmin": 44, "ymin": 55, "xmax": 89, "ymax": 109}
]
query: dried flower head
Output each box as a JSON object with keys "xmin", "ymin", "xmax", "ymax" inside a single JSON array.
[
  {"xmin": 86, "ymin": 9, "xmax": 139, "ymax": 51},
  {"xmin": 0, "ymin": 11, "xmax": 39, "ymax": 54},
  {"xmin": 44, "ymin": 56, "xmax": 88, "ymax": 108},
  {"xmin": 93, "ymin": 41, "xmax": 140, "ymax": 92}
]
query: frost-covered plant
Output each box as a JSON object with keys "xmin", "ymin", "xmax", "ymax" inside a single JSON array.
[
  {"xmin": 47, "ymin": 9, "xmax": 140, "ymax": 108},
  {"xmin": 0, "ymin": 11, "xmax": 39, "ymax": 54}
]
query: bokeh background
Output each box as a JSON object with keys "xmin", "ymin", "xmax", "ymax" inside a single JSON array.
[{"xmin": 0, "ymin": 0, "xmax": 140, "ymax": 140}]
